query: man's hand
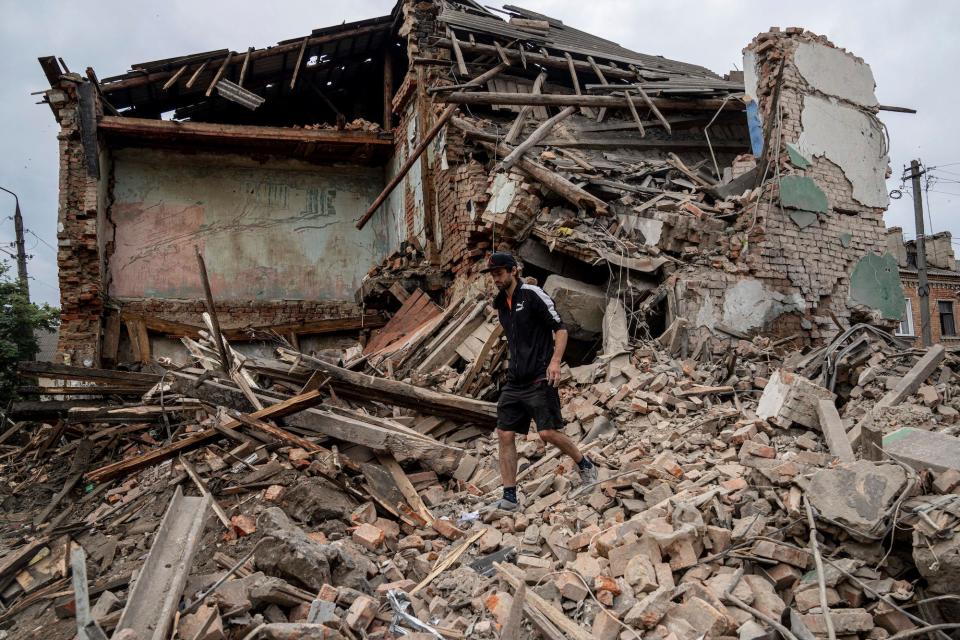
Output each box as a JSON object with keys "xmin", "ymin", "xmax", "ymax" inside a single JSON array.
[{"xmin": 547, "ymin": 359, "xmax": 562, "ymax": 387}]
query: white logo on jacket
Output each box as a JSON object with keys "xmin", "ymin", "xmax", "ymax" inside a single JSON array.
[{"xmin": 515, "ymin": 301, "xmax": 525, "ymax": 312}]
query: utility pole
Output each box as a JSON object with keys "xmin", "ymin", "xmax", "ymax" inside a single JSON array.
[
  {"xmin": 0, "ymin": 186, "xmax": 29, "ymax": 300},
  {"xmin": 909, "ymin": 160, "xmax": 932, "ymax": 347}
]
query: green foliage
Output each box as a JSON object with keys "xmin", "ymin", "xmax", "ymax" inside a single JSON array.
[{"xmin": 0, "ymin": 261, "xmax": 59, "ymax": 409}]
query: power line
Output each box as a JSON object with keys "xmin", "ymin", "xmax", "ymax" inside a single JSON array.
[{"xmin": 25, "ymin": 229, "xmax": 56, "ymax": 252}]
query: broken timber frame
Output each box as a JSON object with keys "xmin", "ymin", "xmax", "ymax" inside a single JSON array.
[
  {"xmin": 441, "ymin": 91, "xmax": 740, "ymax": 112},
  {"xmin": 356, "ymin": 61, "xmax": 511, "ymax": 230}
]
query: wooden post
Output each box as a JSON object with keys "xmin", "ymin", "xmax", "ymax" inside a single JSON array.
[
  {"xmin": 194, "ymin": 247, "xmax": 231, "ymax": 372},
  {"xmin": 290, "ymin": 36, "xmax": 309, "ymax": 91},
  {"xmin": 185, "ymin": 60, "xmax": 208, "ymax": 89},
  {"xmin": 238, "ymin": 47, "xmax": 254, "ymax": 88},
  {"xmin": 383, "ymin": 48, "xmax": 393, "ymax": 132},
  {"xmin": 161, "ymin": 65, "xmax": 187, "ymax": 91}
]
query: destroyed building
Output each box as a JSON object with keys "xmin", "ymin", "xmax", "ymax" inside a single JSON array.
[
  {"xmin": 6, "ymin": 2, "xmax": 959, "ymax": 640},
  {"xmin": 40, "ymin": 0, "xmax": 905, "ymax": 370}
]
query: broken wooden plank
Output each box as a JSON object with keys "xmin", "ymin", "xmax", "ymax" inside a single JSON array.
[
  {"xmin": 501, "ymin": 105, "xmax": 577, "ymax": 169},
  {"xmin": 621, "ymin": 89, "xmax": 646, "ymax": 135},
  {"xmin": 500, "ymin": 580, "xmax": 526, "ymax": 640},
  {"xmin": 494, "ymin": 563, "xmax": 593, "ymax": 640},
  {"xmin": 377, "ymin": 454, "xmax": 434, "ymax": 525},
  {"xmin": 195, "ymin": 247, "xmax": 231, "ymax": 372},
  {"xmin": 816, "ymin": 399, "xmax": 855, "ymax": 463},
  {"xmin": 410, "ymin": 529, "xmax": 484, "ymax": 596},
  {"xmin": 238, "ymin": 47, "xmax": 254, "ymax": 87},
  {"xmin": 205, "ymin": 51, "xmax": 233, "ymax": 97},
  {"xmin": 289, "ymin": 37, "xmax": 309, "ymax": 91},
  {"xmin": 161, "ymin": 64, "xmax": 188, "ymax": 91},
  {"xmin": 16, "ymin": 361, "xmax": 154, "ymax": 388},
  {"xmin": 85, "ymin": 429, "xmax": 216, "ymax": 484},
  {"xmin": 86, "ymin": 389, "xmax": 325, "ymax": 483},
  {"xmin": 415, "ymin": 301, "xmax": 487, "ymax": 373},
  {"xmin": 272, "ymin": 348, "xmax": 497, "ymax": 426},
  {"xmin": 633, "ymin": 83, "xmax": 672, "ymax": 133},
  {"xmin": 184, "ymin": 60, "xmax": 209, "ymax": 89},
  {"xmin": 449, "ymin": 29, "xmax": 468, "ymax": 76},
  {"xmin": 452, "ymin": 117, "xmax": 609, "ymax": 214},
  {"xmin": 226, "ymin": 409, "xmax": 324, "ymax": 454}
]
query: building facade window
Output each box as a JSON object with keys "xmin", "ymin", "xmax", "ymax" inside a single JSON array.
[
  {"xmin": 939, "ymin": 300, "xmax": 956, "ymax": 337},
  {"xmin": 896, "ymin": 298, "xmax": 915, "ymax": 336}
]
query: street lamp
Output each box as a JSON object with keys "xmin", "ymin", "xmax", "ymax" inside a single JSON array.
[{"xmin": 0, "ymin": 186, "xmax": 29, "ymax": 299}]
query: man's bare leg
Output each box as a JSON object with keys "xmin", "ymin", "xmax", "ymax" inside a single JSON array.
[
  {"xmin": 497, "ymin": 428, "xmax": 518, "ymax": 488},
  {"xmin": 538, "ymin": 429, "xmax": 583, "ymax": 462},
  {"xmin": 539, "ymin": 429, "xmax": 597, "ymax": 487}
]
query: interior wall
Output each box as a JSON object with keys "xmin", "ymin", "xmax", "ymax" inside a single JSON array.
[{"xmin": 108, "ymin": 148, "xmax": 398, "ymax": 301}]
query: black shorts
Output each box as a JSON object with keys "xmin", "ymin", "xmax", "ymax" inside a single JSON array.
[{"xmin": 497, "ymin": 381, "xmax": 563, "ymax": 434}]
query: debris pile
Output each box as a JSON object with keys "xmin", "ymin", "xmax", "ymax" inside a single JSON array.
[{"xmin": 3, "ymin": 316, "xmax": 960, "ymax": 639}]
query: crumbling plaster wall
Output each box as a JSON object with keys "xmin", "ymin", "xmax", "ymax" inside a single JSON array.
[
  {"xmin": 108, "ymin": 148, "xmax": 390, "ymax": 301},
  {"xmin": 686, "ymin": 29, "xmax": 902, "ymax": 341}
]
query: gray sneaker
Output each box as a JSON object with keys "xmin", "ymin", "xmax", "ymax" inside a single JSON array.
[
  {"xmin": 488, "ymin": 497, "xmax": 520, "ymax": 512},
  {"xmin": 578, "ymin": 459, "xmax": 598, "ymax": 487}
]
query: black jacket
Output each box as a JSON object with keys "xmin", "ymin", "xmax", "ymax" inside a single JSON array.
[{"xmin": 494, "ymin": 283, "xmax": 566, "ymax": 386}]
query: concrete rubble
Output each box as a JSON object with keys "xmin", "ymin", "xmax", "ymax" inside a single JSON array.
[
  {"xmin": 7, "ymin": 0, "xmax": 952, "ymax": 639},
  {"xmin": 3, "ymin": 316, "xmax": 960, "ymax": 639}
]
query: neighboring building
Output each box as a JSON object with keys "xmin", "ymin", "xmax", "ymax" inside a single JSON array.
[{"xmin": 887, "ymin": 227, "xmax": 960, "ymax": 345}]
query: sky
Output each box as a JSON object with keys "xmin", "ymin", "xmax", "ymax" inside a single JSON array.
[{"xmin": 1, "ymin": 0, "xmax": 958, "ymax": 306}]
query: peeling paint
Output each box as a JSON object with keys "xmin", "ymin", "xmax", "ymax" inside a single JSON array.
[
  {"xmin": 797, "ymin": 95, "xmax": 889, "ymax": 208},
  {"xmin": 484, "ymin": 173, "xmax": 519, "ymax": 216},
  {"xmin": 786, "ymin": 143, "xmax": 811, "ymax": 169},
  {"xmin": 109, "ymin": 149, "xmax": 389, "ymax": 301},
  {"xmin": 720, "ymin": 279, "xmax": 806, "ymax": 332},
  {"xmin": 788, "ymin": 210, "xmax": 819, "ymax": 229},
  {"xmin": 794, "ymin": 42, "xmax": 878, "ymax": 107},
  {"xmin": 743, "ymin": 50, "xmax": 759, "ymax": 102},
  {"xmin": 780, "ymin": 175, "xmax": 829, "ymax": 213}
]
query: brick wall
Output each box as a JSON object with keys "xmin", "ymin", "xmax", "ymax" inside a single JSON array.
[
  {"xmin": 677, "ymin": 29, "xmax": 896, "ymax": 342},
  {"xmin": 899, "ymin": 276, "xmax": 960, "ymax": 346},
  {"xmin": 47, "ymin": 77, "xmax": 105, "ymax": 366}
]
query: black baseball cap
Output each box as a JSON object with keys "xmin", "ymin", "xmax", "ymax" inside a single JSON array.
[{"xmin": 480, "ymin": 251, "xmax": 518, "ymax": 273}]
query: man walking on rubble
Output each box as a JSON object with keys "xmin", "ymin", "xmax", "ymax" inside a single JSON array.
[{"xmin": 481, "ymin": 251, "xmax": 597, "ymax": 511}]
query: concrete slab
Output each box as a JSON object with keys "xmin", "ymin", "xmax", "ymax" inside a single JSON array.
[
  {"xmin": 883, "ymin": 427, "xmax": 960, "ymax": 474},
  {"xmin": 115, "ymin": 486, "xmax": 211, "ymax": 640},
  {"xmin": 543, "ymin": 275, "xmax": 606, "ymax": 340},
  {"xmin": 806, "ymin": 461, "xmax": 907, "ymax": 540}
]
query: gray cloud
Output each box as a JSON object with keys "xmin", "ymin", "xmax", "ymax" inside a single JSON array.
[{"xmin": 2, "ymin": 0, "xmax": 956, "ymax": 306}]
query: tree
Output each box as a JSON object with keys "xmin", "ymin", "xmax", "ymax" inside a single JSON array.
[{"xmin": 0, "ymin": 261, "xmax": 59, "ymax": 410}]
